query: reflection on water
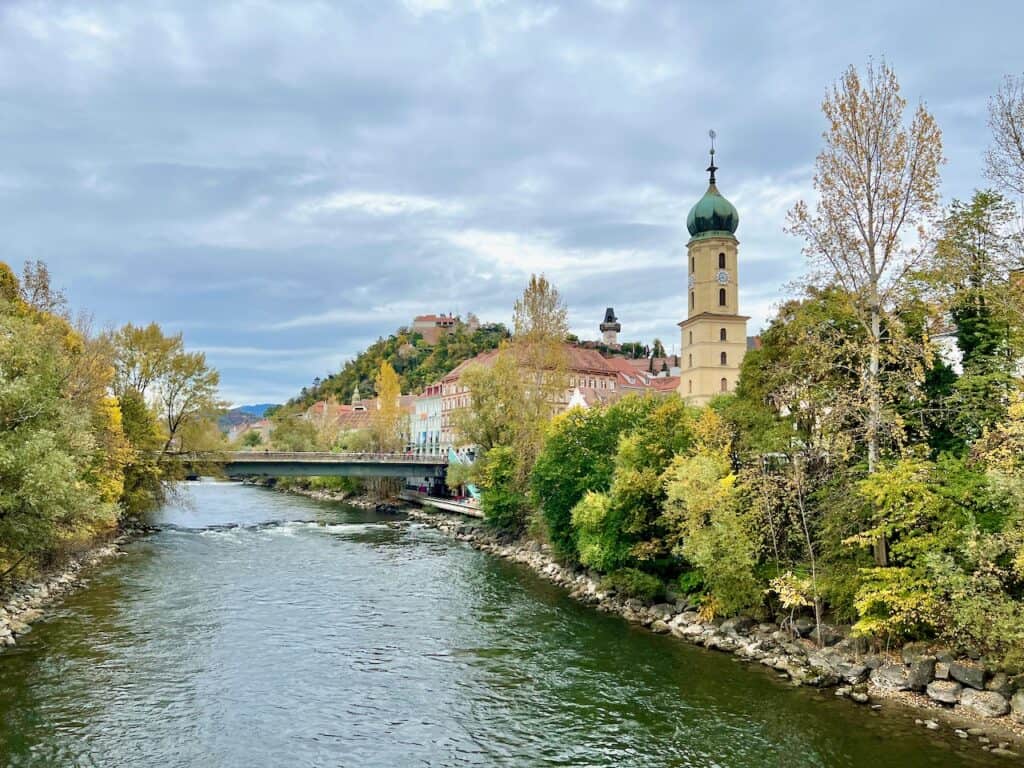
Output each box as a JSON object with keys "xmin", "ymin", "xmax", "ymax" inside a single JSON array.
[{"xmin": 0, "ymin": 481, "xmax": 994, "ymax": 766}]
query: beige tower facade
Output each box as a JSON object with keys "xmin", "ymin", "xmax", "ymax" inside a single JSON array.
[{"xmin": 677, "ymin": 153, "xmax": 748, "ymax": 405}]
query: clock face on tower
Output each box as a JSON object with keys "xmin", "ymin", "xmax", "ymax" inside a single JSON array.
[{"xmin": 717, "ymin": 269, "xmax": 730, "ymax": 285}]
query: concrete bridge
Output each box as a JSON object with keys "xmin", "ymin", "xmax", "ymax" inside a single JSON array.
[{"xmin": 175, "ymin": 451, "xmax": 448, "ymax": 479}]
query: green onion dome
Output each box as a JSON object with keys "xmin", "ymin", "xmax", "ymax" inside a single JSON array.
[{"xmin": 686, "ymin": 181, "xmax": 739, "ymax": 238}]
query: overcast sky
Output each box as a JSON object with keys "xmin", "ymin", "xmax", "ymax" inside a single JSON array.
[{"xmin": 2, "ymin": 1, "xmax": 1022, "ymax": 404}]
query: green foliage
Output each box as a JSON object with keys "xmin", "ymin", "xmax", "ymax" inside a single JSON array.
[
  {"xmin": 531, "ymin": 395, "xmax": 661, "ymax": 560},
  {"xmin": 600, "ymin": 568, "xmax": 665, "ymax": 602},
  {"xmin": 572, "ymin": 491, "xmax": 630, "ymax": 572},
  {"xmin": 676, "ymin": 569, "xmax": 705, "ymax": 595},
  {"xmin": 662, "ymin": 442, "xmax": 762, "ymax": 618},
  {"xmin": 270, "ymin": 415, "xmax": 321, "ymax": 452},
  {"xmin": 240, "ymin": 430, "xmax": 263, "ymax": 447},
  {"xmin": 478, "ymin": 446, "xmax": 528, "ymax": 535}
]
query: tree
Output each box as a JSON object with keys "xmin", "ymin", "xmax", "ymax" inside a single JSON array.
[
  {"xmin": 509, "ymin": 274, "xmax": 570, "ymax": 479},
  {"xmin": 454, "ymin": 275, "xmax": 571, "ymax": 533},
  {"xmin": 933, "ymin": 190, "xmax": 1024, "ymax": 442},
  {"xmin": 788, "ymin": 60, "xmax": 944, "ymax": 565},
  {"xmin": 0, "ymin": 265, "xmax": 119, "ymax": 570},
  {"xmin": 531, "ymin": 396, "xmax": 658, "ymax": 559},
  {"xmin": 986, "ymin": 74, "xmax": 1024, "ymax": 196},
  {"xmin": 372, "ymin": 361, "xmax": 406, "ymax": 452},
  {"xmin": 662, "ymin": 409, "xmax": 762, "ymax": 617},
  {"xmin": 156, "ymin": 351, "xmax": 220, "ymax": 453},
  {"xmin": 111, "ymin": 323, "xmax": 182, "ymax": 398}
]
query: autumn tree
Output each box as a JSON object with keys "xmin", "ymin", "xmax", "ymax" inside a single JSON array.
[
  {"xmin": 372, "ymin": 360, "xmax": 406, "ymax": 453},
  {"xmin": 788, "ymin": 61, "xmax": 944, "ymax": 565},
  {"xmin": 986, "ymin": 74, "xmax": 1024, "ymax": 196}
]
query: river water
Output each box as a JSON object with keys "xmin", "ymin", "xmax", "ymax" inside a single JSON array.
[{"xmin": 0, "ymin": 481, "xmax": 999, "ymax": 767}]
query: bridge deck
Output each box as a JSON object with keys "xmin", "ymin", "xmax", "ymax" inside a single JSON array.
[{"xmin": 175, "ymin": 451, "xmax": 447, "ymax": 478}]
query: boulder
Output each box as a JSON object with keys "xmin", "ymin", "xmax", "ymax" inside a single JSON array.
[
  {"xmin": 960, "ymin": 689, "xmax": 1010, "ymax": 718},
  {"xmin": 906, "ymin": 656, "xmax": 937, "ymax": 691},
  {"xmin": 720, "ymin": 616, "xmax": 756, "ymax": 635},
  {"xmin": 901, "ymin": 641, "xmax": 933, "ymax": 665},
  {"xmin": 934, "ymin": 662, "xmax": 950, "ymax": 680},
  {"xmin": 870, "ymin": 664, "xmax": 911, "ymax": 691},
  {"xmin": 926, "ymin": 680, "xmax": 962, "ymax": 705},
  {"xmin": 650, "ymin": 620, "xmax": 670, "ymax": 634},
  {"xmin": 950, "ymin": 661, "xmax": 986, "ymax": 690},
  {"xmin": 814, "ymin": 624, "xmax": 845, "ymax": 647},
  {"xmin": 792, "ymin": 616, "xmax": 816, "ymax": 637},
  {"xmin": 1010, "ymin": 690, "xmax": 1024, "ymax": 724},
  {"xmin": 837, "ymin": 663, "xmax": 870, "ymax": 685},
  {"xmin": 835, "ymin": 635, "xmax": 871, "ymax": 655},
  {"xmin": 986, "ymin": 672, "xmax": 1013, "ymax": 697}
]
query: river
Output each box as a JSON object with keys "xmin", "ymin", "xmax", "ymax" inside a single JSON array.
[{"xmin": 0, "ymin": 481, "xmax": 998, "ymax": 767}]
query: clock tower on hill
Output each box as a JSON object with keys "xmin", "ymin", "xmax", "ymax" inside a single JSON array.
[{"xmin": 678, "ymin": 141, "xmax": 749, "ymax": 405}]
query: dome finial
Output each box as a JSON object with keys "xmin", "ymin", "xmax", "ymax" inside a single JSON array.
[{"xmin": 707, "ymin": 129, "xmax": 718, "ymax": 185}]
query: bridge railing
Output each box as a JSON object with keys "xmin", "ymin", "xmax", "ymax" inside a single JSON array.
[{"xmin": 173, "ymin": 451, "xmax": 448, "ymax": 465}]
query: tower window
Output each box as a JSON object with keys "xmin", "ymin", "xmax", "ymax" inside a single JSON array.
[
  {"xmin": 691, "ymin": 256, "xmax": 695, "ymax": 273},
  {"xmin": 690, "ymin": 291, "xmax": 694, "ymax": 309},
  {"xmin": 688, "ymin": 354, "xmax": 693, "ymax": 368},
  {"xmin": 720, "ymin": 351, "xmax": 728, "ymax": 365},
  {"xmin": 719, "ymin": 288, "xmax": 726, "ymax": 306},
  {"xmin": 720, "ymin": 378, "xmax": 728, "ymax": 392},
  {"xmin": 719, "ymin": 252, "xmax": 726, "ymax": 269},
  {"xmin": 688, "ymin": 380, "xmax": 692, "ymax": 393},
  {"xmin": 688, "ymin": 331, "xmax": 693, "ymax": 345},
  {"xmin": 719, "ymin": 328, "xmax": 727, "ymax": 341}
]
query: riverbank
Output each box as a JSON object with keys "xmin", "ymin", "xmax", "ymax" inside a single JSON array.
[
  {"xmin": 0, "ymin": 536, "xmax": 128, "ymax": 653},
  {"xmin": 402, "ymin": 505, "xmax": 1024, "ymax": 760}
]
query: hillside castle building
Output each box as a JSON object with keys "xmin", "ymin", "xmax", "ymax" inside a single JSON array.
[{"xmin": 678, "ymin": 147, "xmax": 749, "ymax": 405}]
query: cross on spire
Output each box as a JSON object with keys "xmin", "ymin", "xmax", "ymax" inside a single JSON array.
[{"xmin": 707, "ymin": 129, "xmax": 718, "ymax": 185}]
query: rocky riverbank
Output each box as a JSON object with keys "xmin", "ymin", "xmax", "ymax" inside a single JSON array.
[
  {"xmin": 0, "ymin": 538, "xmax": 126, "ymax": 653},
  {"xmin": 406, "ymin": 506, "xmax": 1024, "ymax": 760}
]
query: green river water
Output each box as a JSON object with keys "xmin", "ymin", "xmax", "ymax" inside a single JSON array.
[{"xmin": 0, "ymin": 482, "xmax": 1003, "ymax": 767}]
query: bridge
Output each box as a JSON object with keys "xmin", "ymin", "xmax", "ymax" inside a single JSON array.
[{"xmin": 174, "ymin": 451, "xmax": 448, "ymax": 479}]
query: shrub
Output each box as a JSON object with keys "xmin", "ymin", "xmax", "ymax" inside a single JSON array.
[
  {"xmin": 601, "ymin": 568, "xmax": 665, "ymax": 602},
  {"xmin": 479, "ymin": 445, "xmax": 528, "ymax": 535},
  {"xmin": 571, "ymin": 491, "xmax": 630, "ymax": 572}
]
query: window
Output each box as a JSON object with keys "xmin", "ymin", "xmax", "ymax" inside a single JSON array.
[
  {"xmin": 690, "ymin": 291, "xmax": 694, "ymax": 309},
  {"xmin": 720, "ymin": 378, "xmax": 728, "ymax": 392},
  {"xmin": 720, "ymin": 351, "xmax": 728, "ymax": 365},
  {"xmin": 688, "ymin": 331, "xmax": 693, "ymax": 345},
  {"xmin": 719, "ymin": 252, "xmax": 726, "ymax": 269},
  {"xmin": 688, "ymin": 354, "xmax": 692, "ymax": 368},
  {"xmin": 691, "ymin": 256, "xmax": 694, "ymax": 272},
  {"xmin": 688, "ymin": 380, "xmax": 692, "ymax": 393},
  {"xmin": 719, "ymin": 288, "xmax": 726, "ymax": 306},
  {"xmin": 719, "ymin": 328, "xmax": 727, "ymax": 341}
]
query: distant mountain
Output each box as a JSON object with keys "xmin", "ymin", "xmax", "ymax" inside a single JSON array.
[
  {"xmin": 234, "ymin": 403, "xmax": 277, "ymax": 417},
  {"xmin": 218, "ymin": 403, "xmax": 279, "ymax": 433}
]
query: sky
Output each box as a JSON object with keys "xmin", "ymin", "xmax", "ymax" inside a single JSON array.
[{"xmin": 1, "ymin": 0, "xmax": 1022, "ymax": 405}]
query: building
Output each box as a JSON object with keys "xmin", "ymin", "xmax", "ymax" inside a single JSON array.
[
  {"xmin": 599, "ymin": 307, "xmax": 621, "ymax": 348},
  {"xmin": 412, "ymin": 313, "xmax": 458, "ymax": 345},
  {"xmin": 409, "ymin": 383, "xmax": 443, "ymax": 454},
  {"xmin": 678, "ymin": 146, "xmax": 749, "ymax": 405}
]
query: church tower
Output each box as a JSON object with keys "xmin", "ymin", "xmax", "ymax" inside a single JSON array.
[{"xmin": 678, "ymin": 138, "xmax": 748, "ymax": 405}]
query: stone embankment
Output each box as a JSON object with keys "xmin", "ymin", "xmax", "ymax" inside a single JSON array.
[
  {"xmin": 0, "ymin": 540, "xmax": 124, "ymax": 653},
  {"xmin": 407, "ymin": 508, "xmax": 1024, "ymax": 759}
]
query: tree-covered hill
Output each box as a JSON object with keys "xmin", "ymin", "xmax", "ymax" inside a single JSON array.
[{"xmin": 290, "ymin": 320, "xmax": 510, "ymax": 406}]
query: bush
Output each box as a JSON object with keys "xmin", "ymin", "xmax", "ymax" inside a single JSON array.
[
  {"xmin": 601, "ymin": 568, "xmax": 665, "ymax": 602},
  {"xmin": 571, "ymin": 491, "xmax": 631, "ymax": 572},
  {"xmin": 479, "ymin": 446, "xmax": 528, "ymax": 535}
]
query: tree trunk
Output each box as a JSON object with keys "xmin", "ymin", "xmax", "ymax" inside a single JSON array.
[{"xmin": 868, "ymin": 305, "xmax": 889, "ymax": 567}]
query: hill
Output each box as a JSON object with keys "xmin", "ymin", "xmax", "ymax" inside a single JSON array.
[{"xmin": 290, "ymin": 320, "xmax": 510, "ymax": 407}]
